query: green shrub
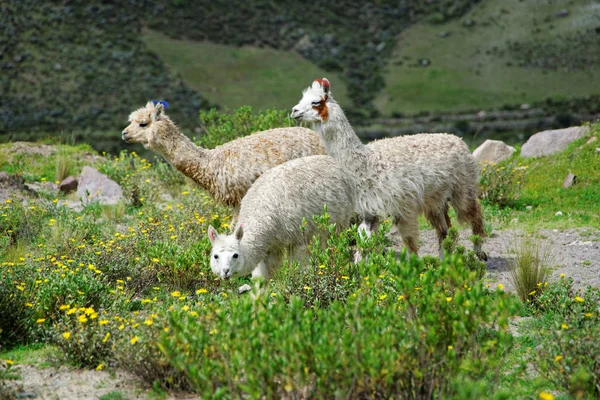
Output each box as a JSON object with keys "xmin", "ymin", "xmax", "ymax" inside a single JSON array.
[
  {"xmin": 197, "ymin": 106, "xmax": 293, "ymax": 149},
  {"xmin": 531, "ymin": 279, "xmax": 600, "ymax": 398},
  {"xmin": 479, "ymin": 161, "xmax": 527, "ymax": 208},
  {"xmin": 160, "ymin": 239, "xmax": 517, "ymax": 398}
]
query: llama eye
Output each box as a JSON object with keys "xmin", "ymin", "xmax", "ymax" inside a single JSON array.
[
  {"xmin": 312, "ymin": 101, "xmax": 321, "ymax": 106},
  {"xmin": 213, "ymin": 254, "xmax": 219, "ymax": 260},
  {"xmin": 232, "ymin": 253, "xmax": 238, "ymax": 259},
  {"xmin": 139, "ymin": 123, "xmax": 148, "ymax": 127}
]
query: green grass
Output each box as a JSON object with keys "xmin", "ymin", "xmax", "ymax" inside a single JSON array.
[
  {"xmin": 509, "ymin": 125, "xmax": 600, "ymax": 229},
  {"xmin": 143, "ymin": 29, "xmax": 350, "ymax": 112},
  {"xmin": 0, "ymin": 141, "xmax": 96, "ymax": 183},
  {"xmin": 376, "ymin": 0, "xmax": 600, "ymax": 114},
  {"xmin": 0, "ymin": 344, "xmax": 59, "ymax": 369}
]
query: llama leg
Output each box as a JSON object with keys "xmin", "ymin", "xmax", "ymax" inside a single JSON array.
[
  {"xmin": 355, "ymin": 215, "xmax": 379, "ymax": 263},
  {"xmin": 426, "ymin": 205, "xmax": 450, "ymax": 259},
  {"xmin": 455, "ymin": 198, "xmax": 487, "ymax": 261},
  {"xmin": 251, "ymin": 260, "xmax": 270, "ymax": 281},
  {"xmin": 394, "ymin": 216, "xmax": 420, "ymax": 256}
]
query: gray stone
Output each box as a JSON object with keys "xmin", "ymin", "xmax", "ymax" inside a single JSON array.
[
  {"xmin": 521, "ymin": 126, "xmax": 590, "ymax": 158},
  {"xmin": 562, "ymin": 172, "xmax": 576, "ymax": 188},
  {"xmin": 472, "ymin": 139, "xmax": 516, "ymax": 164},
  {"xmin": 77, "ymin": 166, "xmax": 123, "ymax": 205},
  {"xmin": 0, "ymin": 171, "xmax": 8, "ymax": 183},
  {"xmin": 58, "ymin": 176, "xmax": 78, "ymax": 194}
]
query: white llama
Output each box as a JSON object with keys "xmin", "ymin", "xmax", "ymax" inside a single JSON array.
[
  {"xmin": 291, "ymin": 78, "xmax": 486, "ymax": 259},
  {"xmin": 122, "ymin": 101, "xmax": 326, "ymax": 219},
  {"xmin": 208, "ymin": 155, "xmax": 356, "ymax": 281}
]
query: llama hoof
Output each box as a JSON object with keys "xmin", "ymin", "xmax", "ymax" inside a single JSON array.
[
  {"xmin": 477, "ymin": 251, "xmax": 488, "ymax": 262},
  {"xmin": 238, "ymin": 284, "xmax": 252, "ymax": 294}
]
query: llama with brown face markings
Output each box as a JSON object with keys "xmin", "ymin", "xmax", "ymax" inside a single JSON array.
[
  {"xmin": 291, "ymin": 78, "xmax": 487, "ymax": 260},
  {"xmin": 122, "ymin": 101, "xmax": 326, "ymax": 220}
]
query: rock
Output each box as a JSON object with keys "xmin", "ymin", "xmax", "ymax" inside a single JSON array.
[
  {"xmin": 0, "ymin": 171, "xmax": 8, "ymax": 183},
  {"xmin": 24, "ymin": 182, "xmax": 57, "ymax": 194},
  {"xmin": 439, "ymin": 31, "xmax": 450, "ymax": 38},
  {"xmin": 596, "ymin": 148, "xmax": 600, "ymax": 154},
  {"xmin": 555, "ymin": 9, "xmax": 569, "ymax": 18},
  {"xmin": 586, "ymin": 137, "xmax": 597, "ymax": 145},
  {"xmin": 473, "ymin": 140, "xmax": 516, "ymax": 163},
  {"xmin": 238, "ymin": 284, "xmax": 252, "ymax": 294},
  {"xmin": 521, "ymin": 126, "xmax": 590, "ymax": 158},
  {"xmin": 562, "ymin": 172, "xmax": 576, "ymax": 188},
  {"xmin": 77, "ymin": 166, "xmax": 123, "ymax": 205},
  {"xmin": 555, "ymin": 211, "xmax": 563, "ymax": 216},
  {"xmin": 419, "ymin": 58, "xmax": 431, "ymax": 67},
  {"xmin": 58, "ymin": 176, "xmax": 78, "ymax": 194},
  {"xmin": 526, "ymin": 206, "xmax": 532, "ymax": 210}
]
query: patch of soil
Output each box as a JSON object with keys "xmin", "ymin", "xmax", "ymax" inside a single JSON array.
[
  {"xmin": 394, "ymin": 227, "xmax": 600, "ymax": 291},
  {"xmin": 4, "ymin": 365, "xmax": 198, "ymax": 400}
]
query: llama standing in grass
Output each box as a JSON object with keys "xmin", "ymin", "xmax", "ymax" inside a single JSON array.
[
  {"xmin": 291, "ymin": 78, "xmax": 486, "ymax": 259},
  {"xmin": 208, "ymin": 155, "xmax": 356, "ymax": 281},
  {"xmin": 122, "ymin": 101, "xmax": 326, "ymax": 219}
]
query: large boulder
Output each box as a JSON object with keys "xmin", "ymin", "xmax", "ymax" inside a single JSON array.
[
  {"xmin": 521, "ymin": 126, "xmax": 590, "ymax": 158},
  {"xmin": 77, "ymin": 166, "xmax": 123, "ymax": 205},
  {"xmin": 472, "ymin": 140, "xmax": 516, "ymax": 164}
]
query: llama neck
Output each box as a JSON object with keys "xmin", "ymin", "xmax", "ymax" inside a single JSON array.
[
  {"xmin": 314, "ymin": 100, "xmax": 370, "ymax": 161},
  {"xmin": 239, "ymin": 228, "xmax": 269, "ymax": 275},
  {"xmin": 152, "ymin": 120, "xmax": 214, "ymax": 189}
]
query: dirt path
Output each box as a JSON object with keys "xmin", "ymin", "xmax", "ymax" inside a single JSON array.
[
  {"xmin": 405, "ymin": 227, "xmax": 600, "ymax": 292},
  {"xmin": 3, "ymin": 365, "xmax": 198, "ymax": 400}
]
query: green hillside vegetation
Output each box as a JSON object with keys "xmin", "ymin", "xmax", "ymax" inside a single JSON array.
[
  {"xmin": 146, "ymin": 0, "xmax": 480, "ymax": 115},
  {"xmin": 376, "ymin": 0, "xmax": 600, "ymax": 114},
  {"xmin": 142, "ymin": 30, "xmax": 350, "ymax": 111},
  {"xmin": 0, "ymin": 1, "xmax": 211, "ymax": 134}
]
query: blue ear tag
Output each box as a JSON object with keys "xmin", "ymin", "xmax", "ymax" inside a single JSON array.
[{"xmin": 150, "ymin": 100, "xmax": 169, "ymax": 109}]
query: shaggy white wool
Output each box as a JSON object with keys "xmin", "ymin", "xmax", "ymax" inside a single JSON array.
[
  {"xmin": 122, "ymin": 102, "xmax": 326, "ymax": 215},
  {"xmin": 208, "ymin": 155, "xmax": 356, "ymax": 281},
  {"xmin": 291, "ymin": 79, "xmax": 486, "ymax": 258}
]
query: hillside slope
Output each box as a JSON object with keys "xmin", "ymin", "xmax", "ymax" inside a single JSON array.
[
  {"xmin": 376, "ymin": 0, "xmax": 600, "ymax": 114},
  {"xmin": 142, "ymin": 30, "xmax": 350, "ymax": 111},
  {"xmin": 0, "ymin": 1, "xmax": 212, "ymax": 134}
]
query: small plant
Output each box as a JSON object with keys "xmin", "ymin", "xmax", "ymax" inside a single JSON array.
[
  {"xmin": 442, "ymin": 227, "xmax": 486, "ymax": 278},
  {"xmin": 508, "ymin": 235, "xmax": 553, "ymax": 303},
  {"xmin": 55, "ymin": 149, "xmax": 72, "ymax": 183},
  {"xmin": 479, "ymin": 161, "xmax": 526, "ymax": 208}
]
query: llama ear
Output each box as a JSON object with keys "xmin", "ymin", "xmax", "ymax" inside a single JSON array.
[
  {"xmin": 153, "ymin": 102, "xmax": 165, "ymax": 121},
  {"xmin": 207, "ymin": 225, "xmax": 219, "ymax": 243},
  {"xmin": 234, "ymin": 224, "xmax": 244, "ymax": 241},
  {"xmin": 321, "ymin": 78, "xmax": 330, "ymax": 95}
]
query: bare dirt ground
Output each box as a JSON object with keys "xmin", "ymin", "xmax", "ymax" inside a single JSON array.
[
  {"xmin": 411, "ymin": 227, "xmax": 600, "ymax": 291},
  {"xmin": 2, "ymin": 365, "xmax": 198, "ymax": 400}
]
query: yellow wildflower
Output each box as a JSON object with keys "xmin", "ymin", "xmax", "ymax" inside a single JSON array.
[
  {"xmin": 196, "ymin": 288, "xmax": 207, "ymax": 294},
  {"xmin": 99, "ymin": 320, "xmax": 109, "ymax": 325},
  {"xmin": 539, "ymin": 392, "xmax": 554, "ymax": 400},
  {"xmin": 574, "ymin": 296, "xmax": 584, "ymax": 303},
  {"xmin": 59, "ymin": 304, "xmax": 70, "ymax": 310},
  {"xmin": 446, "ymin": 297, "xmax": 453, "ymax": 302},
  {"xmin": 102, "ymin": 332, "xmax": 111, "ymax": 343},
  {"xmin": 96, "ymin": 364, "xmax": 104, "ymax": 371},
  {"xmin": 78, "ymin": 315, "xmax": 88, "ymax": 323},
  {"xmin": 497, "ymin": 284, "xmax": 504, "ymax": 290},
  {"xmin": 130, "ymin": 336, "xmax": 139, "ymax": 345},
  {"xmin": 62, "ymin": 332, "xmax": 71, "ymax": 340},
  {"xmin": 36, "ymin": 318, "xmax": 46, "ymax": 323},
  {"xmin": 554, "ymin": 355, "xmax": 563, "ymax": 362}
]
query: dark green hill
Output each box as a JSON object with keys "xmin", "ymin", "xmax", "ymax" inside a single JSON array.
[{"xmin": 0, "ymin": 0, "xmax": 212, "ymax": 134}]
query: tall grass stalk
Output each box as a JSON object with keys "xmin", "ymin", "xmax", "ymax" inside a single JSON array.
[{"xmin": 508, "ymin": 235, "xmax": 553, "ymax": 302}]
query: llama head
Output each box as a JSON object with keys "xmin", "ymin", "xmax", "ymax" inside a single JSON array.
[
  {"xmin": 122, "ymin": 101, "xmax": 170, "ymax": 148},
  {"xmin": 207, "ymin": 224, "xmax": 246, "ymax": 280},
  {"xmin": 291, "ymin": 78, "xmax": 331, "ymax": 123}
]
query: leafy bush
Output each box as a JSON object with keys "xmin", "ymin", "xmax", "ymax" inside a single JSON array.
[
  {"xmin": 160, "ymin": 232, "xmax": 516, "ymax": 399},
  {"xmin": 479, "ymin": 161, "xmax": 527, "ymax": 208},
  {"xmin": 442, "ymin": 227, "xmax": 487, "ymax": 279},
  {"xmin": 531, "ymin": 278, "xmax": 600, "ymax": 398},
  {"xmin": 197, "ymin": 106, "xmax": 293, "ymax": 149}
]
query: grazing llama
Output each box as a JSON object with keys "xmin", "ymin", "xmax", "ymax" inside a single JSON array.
[
  {"xmin": 122, "ymin": 101, "xmax": 326, "ymax": 218},
  {"xmin": 291, "ymin": 78, "xmax": 486, "ymax": 259},
  {"xmin": 208, "ymin": 155, "xmax": 356, "ymax": 281}
]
